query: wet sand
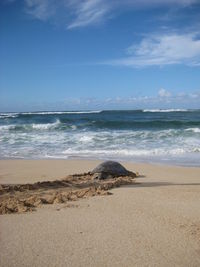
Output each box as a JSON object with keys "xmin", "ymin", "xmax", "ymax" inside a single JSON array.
[{"xmin": 0, "ymin": 160, "xmax": 200, "ymax": 266}]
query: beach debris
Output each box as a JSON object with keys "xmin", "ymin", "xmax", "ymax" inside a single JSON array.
[
  {"xmin": 91, "ymin": 161, "xmax": 137, "ymax": 180},
  {"xmin": 0, "ymin": 168, "xmax": 137, "ymax": 215}
]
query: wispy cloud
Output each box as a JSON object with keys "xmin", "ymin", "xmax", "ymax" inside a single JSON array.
[
  {"xmin": 105, "ymin": 32, "xmax": 200, "ymax": 67},
  {"xmin": 14, "ymin": 0, "xmax": 199, "ymax": 29},
  {"xmin": 23, "ymin": 0, "xmax": 111, "ymax": 28},
  {"xmin": 24, "ymin": 0, "xmax": 56, "ymax": 21},
  {"xmin": 66, "ymin": 0, "xmax": 196, "ymax": 30},
  {"xmin": 67, "ymin": 0, "xmax": 110, "ymax": 29}
]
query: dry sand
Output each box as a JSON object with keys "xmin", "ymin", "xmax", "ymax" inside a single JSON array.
[{"xmin": 0, "ymin": 160, "xmax": 200, "ymax": 266}]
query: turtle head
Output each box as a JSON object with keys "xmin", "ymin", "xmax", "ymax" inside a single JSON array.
[{"xmin": 128, "ymin": 171, "xmax": 138, "ymax": 178}]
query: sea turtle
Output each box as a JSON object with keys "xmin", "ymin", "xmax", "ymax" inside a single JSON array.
[{"xmin": 91, "ymin": 161, "xmax": 137, "ymax": 180}]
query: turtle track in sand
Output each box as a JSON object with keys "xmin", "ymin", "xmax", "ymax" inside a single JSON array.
[{"xmin": 0, "ymin": 173, "xmax": 136, "ymax": 214}]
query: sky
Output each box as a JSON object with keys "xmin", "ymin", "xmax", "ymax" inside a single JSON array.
[{"xmin": 0, "ymin": 0, "xmax": 200, "ymax": 111}]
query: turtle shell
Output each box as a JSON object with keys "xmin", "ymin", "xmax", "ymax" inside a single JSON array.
[{"xmin": 91, "ymin": 161, "xmax": 130, "ymax": 176}]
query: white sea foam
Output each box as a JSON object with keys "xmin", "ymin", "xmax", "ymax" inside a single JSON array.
[
  {"xmin": 0, "ymin": 124, "xmax": 16, "ymax": 131},
  {"xmin": 143, "ymin": 109, "xmax": 188, "ymax": 112},
  {"xmin": 62, "ymin": 147, "xmax": 193, "ymax": 158},
  {"xmin": 185, "ymin": 128, "xmax": 200, "ymax": 133},
  {"xmin": 70, "ymin": 125, "xmax": 77, "ymax": 130},
  {"xmin": 193, "ymin": 148, "xmax": 200, "ymax": 152},
  {"xmin": 0, "ymin": 113, "xmax": 18, "ymax": 118},
  {"xmin": 44, "ymin": 155, "xmax": 69, "ymax": 159},
  {"xmin": 79, "ymin": 136, "xmax": 94, "ymax": 142},
  {"xmin": 0, "ymin": 120, "xmax": 61, "ymax": 131},
  {"xmin": 1, "ymin": 118, "xmax": 200, "ymax": 165},
  {"xmin": 31, "ymin": 119, "xmax": 60, "ymax": 130}
]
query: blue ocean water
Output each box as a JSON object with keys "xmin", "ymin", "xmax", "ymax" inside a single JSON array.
[{"xmin": 0, "ymin": 109, "xmax": 200, "ymax": 166}]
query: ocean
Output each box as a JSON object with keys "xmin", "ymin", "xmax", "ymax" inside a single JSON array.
[{"xmin": 0, "ymin": 109, "xmax": 200, "ymax": 166}]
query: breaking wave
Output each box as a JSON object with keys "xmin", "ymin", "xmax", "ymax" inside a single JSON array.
[
  {"xmin": 185, "ymin": 128, "xmax": 200, "ymax": 133},
  {"xmin": 0, "ymin": 109, "xmax": 200, "ymax": 165},
  {"xmin": 0, "ymin": 119, "xmax": 61, "ymax": 131},
  {"xmin": 0, "ymin": 110, "xmax": 102, "ymax": 119},
  {"xmin": 0, "ymin": 113, "xmax": 19, "ymax": 118},
  {"xmin": 143, "ymin": 109, "xmax": 189, "ymax": 112}
]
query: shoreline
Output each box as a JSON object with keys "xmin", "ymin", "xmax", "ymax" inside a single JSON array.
[
  {"xmin": 1, "ymin": 156, "xmax": 200, "ymax": 168},
  {"xmin": 1, "ymin": 159, "xmax": 200, "ymax": 184}
]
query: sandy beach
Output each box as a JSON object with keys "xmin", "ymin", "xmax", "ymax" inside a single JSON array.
[
  {"xmin": 0, "ymin": 160, "xmax": 200, "ymax": 266},
  {"xmin": 2, "ymin": 0, "xmax": 200, "ymax": 266}
]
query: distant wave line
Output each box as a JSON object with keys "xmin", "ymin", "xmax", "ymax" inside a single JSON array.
[
  {"xmin": 143, "ymin": 109, "xmax": 189, "ymax": 112},
  {"xmin": 20, "ymin": 111, "xmax": 102, "ymax": 115},
  {"xmin": 0, "ymin": 110, "xmax": 103, "ymax": 118}
]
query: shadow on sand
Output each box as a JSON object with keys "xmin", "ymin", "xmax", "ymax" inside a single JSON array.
[{"xmin": 124, "ymin": 181, "xmax": 200, "ymax": 188}]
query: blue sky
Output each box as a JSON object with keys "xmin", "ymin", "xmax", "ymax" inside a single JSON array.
[{"xmin": 0, "ymin": 0, "xmax": 200, "ymax": 111}]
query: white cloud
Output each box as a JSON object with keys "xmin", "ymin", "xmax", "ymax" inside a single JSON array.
[
  {"xmin": 158, "ymin": 88, "xmax": 171, "ymax": 97},
  {"xmin": 189, "ymin": 93, "xmax": 199, "ymax": 98},
  {"xmin": 85, "ymin": 90, "xmax": 200, "ymax": 109},
  {"xmin": 2, "ymin": 89, "xmax": 199, "ymax": 111},
  {"xmin": 106, "ymin": 32, "xmax": 200, "ymax": 67}
]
